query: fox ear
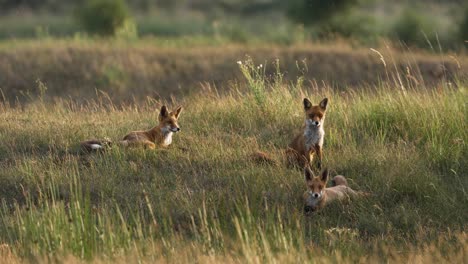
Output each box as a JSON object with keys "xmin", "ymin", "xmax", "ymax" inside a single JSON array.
[
  {"xmin": 173, "ymin": 106, "xmax": 183, "ymax": 119},
  {"xmin": 303, "ymin": 98, "xmax": 312, "ymax": 110},
  {"xmin": 159, "ymin": 105, "xmax": 169, "ymax": 118},
  {"xmin": 319, "ymin": 98, "xmax": 328, "ymax": 110},
  {"xmin": 320, "ymin": 168, "xmax": 329, "ymax": 183},
  {"xmin": 304, "ymin": 167, "xmax": 314, "ymax": 181}
]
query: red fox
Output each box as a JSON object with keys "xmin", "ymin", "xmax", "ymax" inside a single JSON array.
[
  {"xmin": 81, "ymin": 105, "xmax": 182, "ymax": 152},
  {"xmin": 287, "ymin": 97, "xmax": 328, "ymax": 169},
  {"xmin": 254, "ymin": 97, "xmax": 328, "ymax": 169},
  {"xmin": 303, "ymin": 167, "xmax": 367, "ymax": 213}
]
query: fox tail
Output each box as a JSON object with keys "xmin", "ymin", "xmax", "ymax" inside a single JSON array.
[
  {"xmin": 80, "ymin": 138, "xmax": 113, "ymax": 153},
  {"xmin": 331, "ymin": 175, "xmax": 348, "ymax": 187},
  {"xmin": 251, "ymin": 151, "xmax": 278, "ymax": 166}
]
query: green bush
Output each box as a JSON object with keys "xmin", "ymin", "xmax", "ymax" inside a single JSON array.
[
  {"xmin": 287, "ymin": 0, "xmax": 359, "ymax": 26},
  {"xmin": 459, "ymin": 6, "xmax": 468, "ymax": 42},
  {"xmin": 391, "ymin": 9, "xmax": 436, "ymax": 48},
  {"xmin": 324, "ymin": 12, "xmax": 378, "ymax": 40},
  {"xmin": 76, "ymin": 0, "xmax": 131, "ymax": 36}
]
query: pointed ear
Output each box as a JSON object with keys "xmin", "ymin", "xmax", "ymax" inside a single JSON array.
[
  {"xmin": 303, "ymin": 98, "xmax": 312, "ymax": 110},
  {"xmin": 159, "ymin": 105, "xmax": 169, "ymax": 118},
  {"xmin": 320, "ymin": 168, "xmax": 329, "ymax": 183},
  {"xmin": 173, "ymin": 106, "xmax": 183, "ymax": 119},
  {"xmin": 319, "ymin": 98, "xmax": 328, "ymax": 110},
  {"xmin": 304, "ymin": 167, "xmax": 314, "ymax": 181}
]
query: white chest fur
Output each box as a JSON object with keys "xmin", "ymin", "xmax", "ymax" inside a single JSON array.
[
  {"xmin": 163, "ymin": 132, "xmax": 173, "ymax": 146},
  {"xmin": 160, "ymin": 126, "xmax": 174, "ymax": 147},
  {"xmin": 304, "ymin": 123, "xmax": 324, "ymax": 152}
]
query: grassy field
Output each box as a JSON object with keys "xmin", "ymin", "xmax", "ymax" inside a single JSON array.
[
  {"xmin": 1, "ymin": 39, "xmax": 466, "ymax": 104},
  {"xmin": 0, "ymin": 58, "xmax": 466, "ymax": 262}
]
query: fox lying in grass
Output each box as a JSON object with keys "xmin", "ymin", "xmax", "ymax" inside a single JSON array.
[
  {"xmin": 303, "ymin": 167, "xmax": 368, "ymax": 213},
  {"xmin": 81, "ymin": 105, "xmax": 182, "ymax": 152},
  {"xmin": 254, "ymin": 97, "xmax": 328, "ymax": 169}
]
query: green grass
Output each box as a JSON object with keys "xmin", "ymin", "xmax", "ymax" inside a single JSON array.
[
  {"xmin": 0, "ymin": 61, "xmax": 466, "ymax": 262},
  {"xmin": 0, "ymin": 2, "xmax": 464, "ymax": 50},
  {"xmin": 0, "ymin": 11, "xmax": 301, "ymax": 45}
]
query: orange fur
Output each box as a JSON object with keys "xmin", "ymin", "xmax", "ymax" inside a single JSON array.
[
  {"xmin": 331, "ymin": 175, "xmax": 348, "ymax": 186},
  {"xmin": 253, "ymin": 98, "xmax": 328, "ymax": 169},
  {"xmin": 287, "ymin": 98, "xmax": 328, "ymax": 169},
  {"xmin": 80, "ymin": 105, "xmax": 182, "ymax": 152},
  {"xmin": 303, "ymin": 168, "xmax": 367, "ymax": 213}
]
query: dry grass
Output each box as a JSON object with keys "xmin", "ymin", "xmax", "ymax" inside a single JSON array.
[
  {"xmin": 0, "ymin": 40, "xmax": 465, "ymax": 104},
  {"xmin": 0, "ymin": 79, "xmax": 466, "ymax": 262},
  {"xmin": 0, "ymin": 44, "xmax": 466, "ymax": 262}
]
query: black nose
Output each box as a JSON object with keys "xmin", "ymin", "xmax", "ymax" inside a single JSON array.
[
  {"xmin": 304, "ymin": 206, "xmax": 314, "ymax": 213},
  {"xmin": 176, "ymin": 127, "xmax": 180, "ymax": 131},
  {"xmin": 313, "ymin": 193, "xmax": 319, "ymax": 198}
]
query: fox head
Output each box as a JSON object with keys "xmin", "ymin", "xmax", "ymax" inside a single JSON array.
[
  {"xmin": 303, "ymin": 167, "xmax": 328, "ymax": 213},
  {"xmin": 303, "ymin": 98, "xmax": 328, "ymax": 128},
  {"xmin": 159, "ymin": 105, "xmax": 182, "ymax": 133}
]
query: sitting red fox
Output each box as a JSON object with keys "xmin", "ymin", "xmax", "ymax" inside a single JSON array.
[
  {"xmin": 254, "ymin": 97, "xmax": 328, "ymax": 169},
  {"xmin": 303, "ymin": 167, "xmax": 367, "ymax": 213},
  {"xmin": 287, "ymin": 97, "xmax": 328, "ymax": 169},
  {"xmin": 81, "ymin": 105, "xmax": 182, "ymax": 152}
]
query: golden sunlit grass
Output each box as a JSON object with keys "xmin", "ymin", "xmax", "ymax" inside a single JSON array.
[{"xmin": 0, "ymin": 57, "xmax": 466, "ymax": 262}]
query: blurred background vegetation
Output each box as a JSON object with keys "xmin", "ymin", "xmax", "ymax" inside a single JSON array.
[
  {"xmin": 0, "ymin": 2, "xmax": 466, "ymax": 262},
  {"xmin": 0, "ymin": 0, "xmax": 467, "ymax": 50}
]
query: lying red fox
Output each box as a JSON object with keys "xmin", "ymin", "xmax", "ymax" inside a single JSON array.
[
  {"xmin": 81, "ymin": 105, "xmax": 182, "ymax": 152},
  {"xmin": 303, "ymin": 167, "xmax": 368, "ymax": 213}
]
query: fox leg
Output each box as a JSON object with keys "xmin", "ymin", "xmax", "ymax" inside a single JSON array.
[
  {"xmin": 305, "ymin": 151, "xmax": 313, "ymax": 167},
  {"xmin": 300, "ymin": 154, "xmax": 310, "ymax": 168},
  {"xmin": 120, "ymin": 140, "xmax": 156, "ymax": 149},
  {"xmin": 314, "ymin": 145, "xmax": 323, "ymax": 169},
  {"xmin": 142, "ymin": 140, "xmax": 156, "ymax": 150}
]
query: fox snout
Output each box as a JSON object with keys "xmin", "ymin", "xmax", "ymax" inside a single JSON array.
[
  {"xmin": 309, "ymin": 190, "xmax": 322, "ymax": 199},
  {"xmin": 306, "ymin": 119, "xmax": 321, "ymax": 127},
  {"xmin": 163, "ymin": 124, "xmax": 181, "ymax": 133},
  {"xmin": 304, "ymin": 205, "xmax": 315, "ymax": 214}
]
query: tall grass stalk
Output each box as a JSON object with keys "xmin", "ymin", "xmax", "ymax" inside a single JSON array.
[{"xmin": 0, "ymin": 69, "xmax": 466, "ymax": 262}]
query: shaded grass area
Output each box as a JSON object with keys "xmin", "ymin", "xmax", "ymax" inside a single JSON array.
[
  {"xmin": 0, "ymin": 80, "xmax": 466, "ymax": 262},
  {"xmin": 0, "ymin": 40, "xmax": 465, "ymax": 104}
]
